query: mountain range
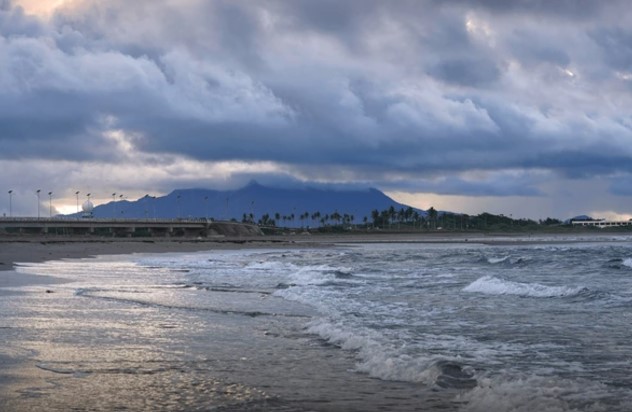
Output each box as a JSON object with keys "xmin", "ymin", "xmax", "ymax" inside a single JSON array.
[{"xmin": 72, "ymin": 181, "xmax": 427, "ymax": 225}]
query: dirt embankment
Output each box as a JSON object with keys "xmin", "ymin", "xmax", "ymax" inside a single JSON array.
[{"xmin": 208, "ymin": 222, "xmax": 263, "ymax": 237}]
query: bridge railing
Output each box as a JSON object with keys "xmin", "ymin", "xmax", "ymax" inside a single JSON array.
[{"xmin": 0, "ymin": 217, "xmax": 216, "ymax": 224}]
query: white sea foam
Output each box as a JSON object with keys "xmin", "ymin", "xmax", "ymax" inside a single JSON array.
[
  {"xmin": 623, "ymin": 258, "xmax": 632, "ymax": 269},
  {"xmin": 245, "ymin": 260, "xmax": 294, "ymax": 271},
  {"xmin": 458, "ymin": 375, "xmax": 613, "ymax": 412},
  {"xmin": 487, "ymin": 256, "xmax": 510, "ymax": 264},
  {"xmin": 306, "ymin": 319, "xmax": 440, "ymax": 384},
  {"xmin": 463, "ymin": 276, "xmax": 584, "ymax": 298}
]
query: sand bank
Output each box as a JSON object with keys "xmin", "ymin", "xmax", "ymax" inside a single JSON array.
[{"xmin": 0, "ymin": 237, "xmax": 301, "ymax": 273}]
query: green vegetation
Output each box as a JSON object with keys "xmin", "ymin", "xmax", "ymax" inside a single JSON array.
[{"xmin": 236, "ymin": 205, "xmax": 617, "ymax": 233}]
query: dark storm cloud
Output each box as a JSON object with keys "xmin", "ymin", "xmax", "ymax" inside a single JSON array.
[
  {"xmin": 429, "ymin": 57, "xmax": 501, "ymax": 87},
  {"xmin": 506, "ymin": 30, "xmax": 571, "ymax": 68},
  {"xmin": 610, "ymin": 176, "xmax": 632, "ymax": 196},
  {"xmin": 1, "ymin": 0, "xmax": 632, "ymax": 193},
  {"xmin": 590, "ymin": 28, "xmax": 632, "ymax": 71}
]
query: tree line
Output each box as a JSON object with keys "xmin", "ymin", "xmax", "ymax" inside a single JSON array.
[
  {"xmin": 237, "ymin": 205, "xmax": 565, "ymax": 231},
  {"xmin": 241, "ymin": 211, "xmax": 355, "ymax": 228}
]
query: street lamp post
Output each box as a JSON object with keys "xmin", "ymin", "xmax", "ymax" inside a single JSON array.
[
  {"xmin": 112, "ymin": 193, "xmax": 117, "ymax": 218},
  {"xmin": 75, "ymin": 191, "xmax": 80, "ymax": 214},
  {"xmin": 36, "ymin": 189, "xmax": 41, "ymax": 219},
  {"xmin": 48, "ymin": 192, "xmax": 53, "ymax": 217},
  {"xmin": 8, "ymin": 190, "xmax": 12, "ymax": 217},
  {"xmin": 204, "ymin": 196, "xmax": 209, "ymax": 219}
]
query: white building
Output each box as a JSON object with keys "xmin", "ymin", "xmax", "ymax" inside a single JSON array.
[{"xmin": 571, "ymin": 219, "xmax": 632, "ymax": 228}]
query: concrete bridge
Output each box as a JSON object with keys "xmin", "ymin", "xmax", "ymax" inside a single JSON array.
[{"xmin": 0, "ymin": 217, "xmax": 263, "ymax": 238}]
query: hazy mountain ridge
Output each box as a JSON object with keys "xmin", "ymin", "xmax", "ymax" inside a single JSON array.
[{"xmin": 74, "ymin": 181, "xmax": 426, "ymax": 225}]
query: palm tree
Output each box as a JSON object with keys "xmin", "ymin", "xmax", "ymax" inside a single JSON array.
[
  {"xmin": 427, "ymin": 207, "xmax": 438, "ymax": 230},
  {"xmin": 388, "ymin": 206, "xmax": 396, "ymax": 228},
  {"xmin": 405, "ymin": 207, "xmax": 414, "ymax": 224},
  {"xmin": 259, "ymin": 213, "xmax": 273, "ymax": 226},
  {"xmin": 380, "ymin": 210, "xmax": 390, "ymax": 228},
  {"xmin": 371, "ymin": 209, "xmax": 380, "ymax": 228},
  {"xmin": 300, "ymin": 212, "xmax": 309, "ymax": 228}
]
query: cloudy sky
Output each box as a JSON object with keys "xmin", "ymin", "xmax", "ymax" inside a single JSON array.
[{"xmin": 1, "ymin": 0, "xmax": 632, "ymax": 219}]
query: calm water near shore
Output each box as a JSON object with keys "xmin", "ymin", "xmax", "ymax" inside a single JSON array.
[{"xmin": 2, "ymin": 239, "xmax": 632, "ymax": 411}]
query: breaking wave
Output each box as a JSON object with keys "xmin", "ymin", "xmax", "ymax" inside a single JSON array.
[
  {"xmin": 458, "ymin": 374, "xmax": 618, "ymax": 412},
  {"xmin": 306, "ymin": 319, "xmax": 475, "ymax": 387},
  {"xmin": 463, "ymin": 276, "xmax": 586, "ymax": 298},
  {"xmin": 487, "ymin": 256, "xmax": 510, "ymax": 264}
]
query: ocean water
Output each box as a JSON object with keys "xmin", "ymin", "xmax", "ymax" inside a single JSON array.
[{"xmin": 2, "ymin": 240, "xmax": 632, "ymax": 411}]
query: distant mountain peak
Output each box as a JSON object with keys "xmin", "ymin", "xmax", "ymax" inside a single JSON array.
[
  {"xmin": 244, "ymin": 179, "xmax": 262, "ymax": 188},
  {"xmin": 67, "ymin": 182, "xmax": 427, "ymax": 223}
]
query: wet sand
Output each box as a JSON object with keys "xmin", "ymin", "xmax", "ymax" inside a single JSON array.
[{"xmin": 0, "ymin": 238, "xmax": 281, "ymax": 273}]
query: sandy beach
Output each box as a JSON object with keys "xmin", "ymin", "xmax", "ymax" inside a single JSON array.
[{"xmin": 0, "ymin": 237, "xmax": 283, "ymax": 272}]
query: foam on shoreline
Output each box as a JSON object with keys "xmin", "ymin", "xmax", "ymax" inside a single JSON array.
[{"xmin": 2, "ymin": 231, "xmax": 630, "ymax": 274}]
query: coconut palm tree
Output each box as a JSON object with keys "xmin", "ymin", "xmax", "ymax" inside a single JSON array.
[
  {"xmin": 427, "ymin": 207, "xmax": 438, "ymax": 230},
  {"xmin": 371, "ymin": 209, "xmax": 380, "ymax": 228},
  {"xmin": 388, "ymin": 206, "xmax": 396, "ymax": 228}
]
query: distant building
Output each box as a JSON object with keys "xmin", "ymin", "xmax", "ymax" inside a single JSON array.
[
  {"xmin": 571, "ymin": 218, "xmax": 632, "ymax": 228},
  {"xmin": 82, "ymin": 200, "xmax": 94, "ymax": 218}
]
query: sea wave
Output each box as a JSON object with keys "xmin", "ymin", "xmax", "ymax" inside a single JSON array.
[
  {"xmin": 458, "ymin": 374, "xmax": 616, "ymax": 412},
  {"xmin": 283, "ymin": 265, "xmax": 358, "ymax": 287},
  {"xmin": 463, "ymin": 276, "xmax": 585, "ymax": 298},
  {"xmin": 487, "ymin": 256, "xmax": 510, "ymax": 264},
  {"xmin": 307, "ymin": 319, "xmax": 439, "ymax": 384},
  {"xmin": 623, "ymin": 258, "xmax": 632, "ymax": 269},
  {"xmin": 306, "ymin": 319, "xmax": 479, "ymax": 388}
]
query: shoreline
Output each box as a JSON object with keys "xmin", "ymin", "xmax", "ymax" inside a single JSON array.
[
  {"xmin": 0, "ymin": 237, "xmax": 308, "ymax": 273},
  {"xmin": 1, "ymin": 231, "xmax": 630, "ymax": 275}
]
